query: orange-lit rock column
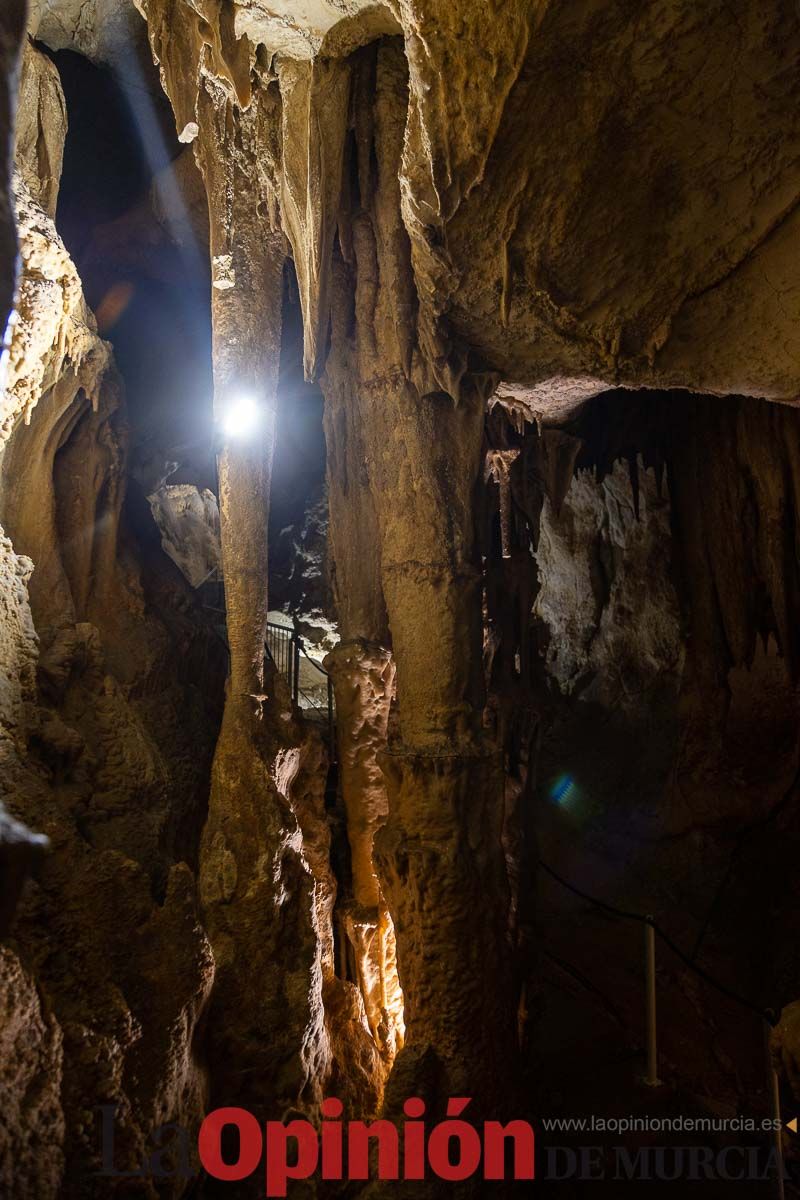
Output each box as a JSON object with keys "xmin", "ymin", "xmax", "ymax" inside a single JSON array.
[
  {"xmin": 325, "ymin": 40, "xmax": 518, "ymax": 1116},
  {"xmin": 322, "ymin": 268, "xmax": 405, "ymax": 1069}
]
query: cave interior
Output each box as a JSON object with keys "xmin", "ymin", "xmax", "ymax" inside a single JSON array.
[{"xmin": 1, "ymin": 1, "xmax": 800, "ymax": 1196}]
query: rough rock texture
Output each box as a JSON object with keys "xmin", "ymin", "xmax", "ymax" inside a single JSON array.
[
  {"xmin": 0, "ymin": 946, "xmax": 64, "ymax": 1196},
  {"xmin": 0, "ymin": 175, "xmax": 110, "ymax": 448},
  {"xmin": 289, "ymin": 729, "xmax": 385, "ymax": 1117},
  {"xmin": 0, "ymin": 0, "xmax": 25, "ymax": 361},
  {"xmin": 404, "ymin": 1, "xmax": 800, "ymax": 404},
  {"xmin": 148, "ymin": 482, "xmax": 220, "ymax": 587},
  {"xmin": 324, "ymin": 641, "xmax": 404, "ymax": 1066},
  {"xmin": 127, "ymin": 0, "xmax": 800, "ymax": 409},
  {"xmin": 14, "ymin": 43, "xmax": 66, "ymax": 220},
  {"xmin": 534, "ymin": 458, "xmax": 683, "ymax": 712},
  {"xmin": 0, "ymin": 44, "xmax": 225, "ymax": 1198},
  {"xmin": 0, "ymin": 10, "xmax": 52, "ymax": 949},
  {"xmin": 28, "ymin": 0, "xmax": 152, "ymax": 83},
  {"xmin": 0, "ymin": 530, "xmax": 49, "ymax": 935}
]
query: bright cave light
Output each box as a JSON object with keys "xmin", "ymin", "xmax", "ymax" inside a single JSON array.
[{"xmin": 221, "ymin": 393, "xmax": 261, "ymax": 439}]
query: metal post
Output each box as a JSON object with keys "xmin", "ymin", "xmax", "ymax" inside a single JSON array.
[
  {"xmin": 292, "ymin": 636, "xmax": 300, "ymax": 705},
  {"xmin": 764, "ymin": 1016, "xmax": 785, "ymax": 1200},
  {"xmin": 327, "ymin": 675, "xmax": 335, "ymax": 759},
  {"xmin": 643, "ymin": 917, "xmax": 661, "ymax": 1087}
]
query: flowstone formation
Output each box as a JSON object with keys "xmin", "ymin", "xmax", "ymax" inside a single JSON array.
[{"xmin": 1, "ymin": 1, "xmax": 800, "ymax": 1196}]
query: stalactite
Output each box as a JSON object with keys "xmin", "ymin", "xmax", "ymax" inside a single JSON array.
[
  {"xmin": 484, "ymin": 447, "xmax": 521, "ymax": 560},
  {"xmin": 278, "ymin": 56, "xmax": 352, "ymax": 381}
]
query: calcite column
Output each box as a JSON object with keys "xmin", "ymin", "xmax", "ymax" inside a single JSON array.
[
  {"xmin": 322, "ymin": 259, "xmax": 405, "ymax": 1069},
  {"xmin": 208, "ymin": 221, "xmax": 280, "ymax": 710},
  {"xmin": 325, "ymin": 41, "xmax": 518, "ymax": 1115},
  {"xmin": 368, "ymin": 380, "xmax": 516, "ymax": 1115},
  {"xmin": 191, "ymin": 79, "xmax": 328, "ymax": 1114}
]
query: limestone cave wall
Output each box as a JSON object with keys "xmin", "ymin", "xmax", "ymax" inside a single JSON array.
[{"xmin": 0, "ymin": 2, "xmax": 799, "ymax": 1198}]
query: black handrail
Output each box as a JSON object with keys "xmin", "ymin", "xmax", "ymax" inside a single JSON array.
[
  {"xmin": 197, "ymin": 582, "xmax": 337, "ymax": 754},
  {"xmin": 539, "ymin": 858, "xmax": 777, "ymax": 1027},
  {"xmin": 265, "ymin": 621, "xmax": 336, "ymax": 754}
]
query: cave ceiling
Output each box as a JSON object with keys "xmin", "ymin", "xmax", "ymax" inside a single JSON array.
[{"xmin": 25, "ymin": 0, "xmax": 800, "ymax": 417}]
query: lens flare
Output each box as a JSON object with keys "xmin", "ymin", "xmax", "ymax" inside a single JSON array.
[{"xmin": 549, "ymin": 773, "xmax": 576, "ymax": 805}]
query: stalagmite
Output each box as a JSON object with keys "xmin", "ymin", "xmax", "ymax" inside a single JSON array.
[{"xmin": 324, "ymin": 639, "xmax": 405, "ymax": 1062}]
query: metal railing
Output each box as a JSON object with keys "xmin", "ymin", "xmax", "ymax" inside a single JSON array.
[
  {"xmin": 539, "ymin": 858, "xmax": 786, "ymax": 1197},
  {"xmin": 266, "ymin": 621, "xmax": 296, "ymax": 686},
  {"xmin": 197, "ymin": 578, "xmax": 336, "ymax": 752},
  {"xmin": 265, "ymin": 621, "xmax": 336, "ymax": 753}
]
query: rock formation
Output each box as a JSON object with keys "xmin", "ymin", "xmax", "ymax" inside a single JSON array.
[
  {"xmin": 0, "ymin": 32, "xmax": 224, "ymax": 1197},
  {"xmin": 0, "ymin": 9, "xmax": 49, "ymax": 943},
  {"xmin": 1, "ymin": 1, "xmax": 800, "ymax": 1196}
]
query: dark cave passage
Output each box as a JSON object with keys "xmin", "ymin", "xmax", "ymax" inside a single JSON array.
[
  {"xmin": 481, "ymin": 386, "xmax": 800, "ymax": 1193},
  {"xmin": 268, "ymin": 266, "xmax": 332, "ymax": 646},
  {"xmin": 53, "ymin": 46, "xmax": 215, "ymax": 494},
  {"xmin": 52, "ymin": 47, "xmax": 330, "ymax": 650}
]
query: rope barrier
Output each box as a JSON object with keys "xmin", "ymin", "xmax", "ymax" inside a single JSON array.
[{"xmin": 538, "ymin": 858, "xmax": 778, "ymax": 1027}]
